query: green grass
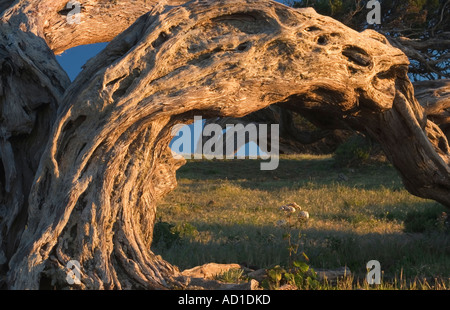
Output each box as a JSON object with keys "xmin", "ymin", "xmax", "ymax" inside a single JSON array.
[{"xmin": 152, "ymin": 154, "xmax": 450, "ymax": 289}]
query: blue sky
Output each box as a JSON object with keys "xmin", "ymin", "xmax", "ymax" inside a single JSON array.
[{"xmin": 56, "ymin": 42, "xmax": 108, "ymax": 81}]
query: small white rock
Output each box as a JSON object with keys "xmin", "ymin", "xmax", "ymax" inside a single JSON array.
[
  {"xmin": 298, "ymin": 210, "xmax": 310, "ymax": 221},
  {"xmin": 279, "ymin": 202, "xmax": 300, "ymax": 213}
]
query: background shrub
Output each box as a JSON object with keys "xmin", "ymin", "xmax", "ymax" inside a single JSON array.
[{"xmin": 333, "ymin": 134, "xmax": 372, "ymax": 167}]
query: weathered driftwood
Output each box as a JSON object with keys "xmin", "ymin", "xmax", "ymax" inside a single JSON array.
[
  {"xmin": 414, "ymin": 79, "xmax": 450, "ymax": 140},
  {"xmin": 0, "ymin": 0, "xmax": 450, "ymax": 290}
]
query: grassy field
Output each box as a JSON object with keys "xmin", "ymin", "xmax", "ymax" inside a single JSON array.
[{"xmin": 152, "ymin": 154, "xmax": 450, "ymax": 289}]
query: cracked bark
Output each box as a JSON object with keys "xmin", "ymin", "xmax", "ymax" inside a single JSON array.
[
  {"xmin": 414, "ymin": 79, "xmax": 450, "ymax": 140},
  {"xmin": 0, "ymin": 0, "xmax": 449, "ymax": 289}
]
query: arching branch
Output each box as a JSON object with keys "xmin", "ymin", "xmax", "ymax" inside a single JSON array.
[{"xmin": 1, "ymin": 0, "xmax": 189, "ymax": 54}]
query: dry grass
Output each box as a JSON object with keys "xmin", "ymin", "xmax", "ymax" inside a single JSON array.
[{"xmin": 153, "ymin": 154, "xmax": 450, "ymax": 289}]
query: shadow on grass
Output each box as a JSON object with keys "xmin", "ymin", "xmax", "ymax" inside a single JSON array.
[
  {"xmin": 175, "ymin": 156, "xmax": 404, "ymax": 191},
  {"xmin": 157, "ymin": 157, "xmax": 449, "ymax": 283},
  {"xmin": 152, "ymin": 221, "xmax": 450, "ymax": 281}
]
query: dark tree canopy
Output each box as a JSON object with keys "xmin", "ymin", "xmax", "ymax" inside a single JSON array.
[{"xmin": 290, "ymin": 0, "xmax": 450, "ymax": 81}]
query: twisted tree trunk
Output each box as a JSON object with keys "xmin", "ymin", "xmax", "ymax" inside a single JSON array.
[
  {"xmin": 1, "ymin": 0, "xmax": 449, "ymax": 289},
  {"xmin": 414, "ymin": 79, "xmax": 450, "ymax": 140}
]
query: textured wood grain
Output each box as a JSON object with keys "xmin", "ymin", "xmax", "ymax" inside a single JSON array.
[{"xmin": 414, "ymin": 79, "xmax": 450, "ymax": 139}]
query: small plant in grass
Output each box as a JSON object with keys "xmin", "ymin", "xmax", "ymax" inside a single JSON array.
[
  {"xmin": 277, "ymin": 202, "xmax": 310, "ymax": 267},
  {"xmin": 436, "ymin": 212, "xmax": 449, "ymax": 233},
  {"xmin": 404, "ymin": 205, "xmax": 450, "ymax": 233},
  {"xmin": 153, "ymin": 218, "xmax": 198, "ymax": 248},
  {"xmin": 262, "ymin": 259, "xmax": 321, "ymax": 289},
  {"xmin": 262, "ymin": 203, "xmax": 319, "ymax": 289},
  {"xmin": 172, "ymin": 222, "xmax": 199, "ymax": 239},
  {"xmin": 153, "ymin": 219, "xmax": 180, "ymax": 248},
  {"xmin": 213, "ymin": 268, "xmax": 248, "ymax": 284},
  {"xmin": 333, "ymin": 134, "xmax": 372, "ymax": 167}
]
